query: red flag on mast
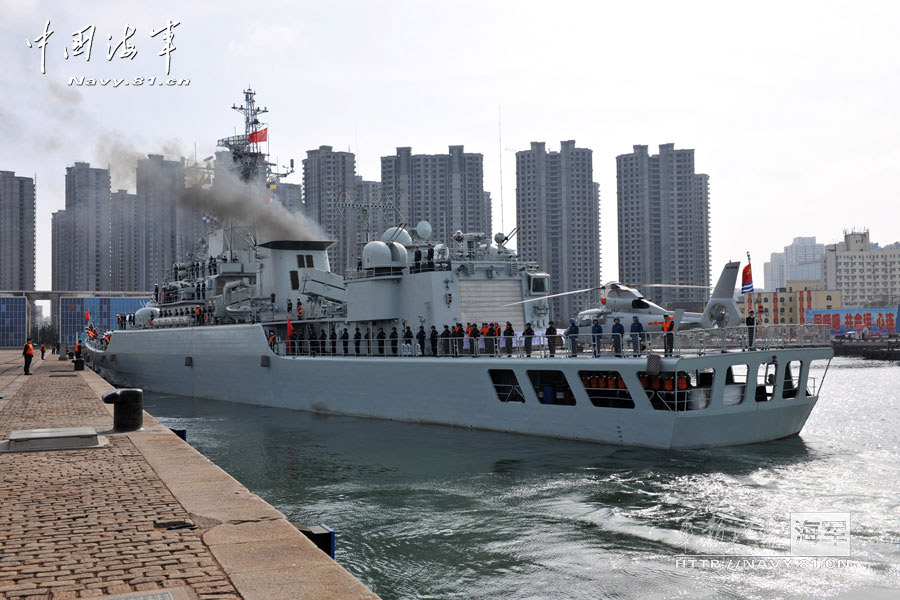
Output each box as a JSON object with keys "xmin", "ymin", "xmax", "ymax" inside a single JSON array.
[
  {"xmin": 85, "ymin": 310, "xmax": 90, "ymax": 322},
  {"xmin": 248, "ymin": 128, "xmax": 268, "ymax": 143},
  {"xmin": 741, "ymin": 264, "xmax": 753, "ymax": 294},
  {"xmin": 286, "ymin": 316, "xmax": 293, "ymax": 338}
]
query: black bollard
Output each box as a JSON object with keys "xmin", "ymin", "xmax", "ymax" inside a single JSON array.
[
  {"xmin": 73, "ymin": 358, "xmax": 85, "ymax": 371},
  {"xmin": 101, "ymin": 388, "xmax": 144, "ymax": 431}
]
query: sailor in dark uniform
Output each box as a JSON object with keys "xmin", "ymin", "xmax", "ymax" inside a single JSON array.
[{"xmin": 413, "ymin": 247, "xmax": 422, "ymax": 273}]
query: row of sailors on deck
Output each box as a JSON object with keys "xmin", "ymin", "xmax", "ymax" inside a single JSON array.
[
  {"xmin": 171, "ymin": 255, "xmax": 238, "ymax": 282},
  {"xmin": 270, "ymin": 315, "xmax": 666, "ymax": 358},
  {"xmin": 275, "ymin": 322, "xmax": 522, "ymax": 357},
  {"xmin": 155, "ymin": 280, "xmax": 208, "ymax": 303},
  {"xmin": 158, "ymin": 306, "xmax": 210, "ymax": 325}
]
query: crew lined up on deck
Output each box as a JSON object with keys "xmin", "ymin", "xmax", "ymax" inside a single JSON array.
[{"xmin": 270, "ymin": 317, "xmax": 661, "ymax": 358}]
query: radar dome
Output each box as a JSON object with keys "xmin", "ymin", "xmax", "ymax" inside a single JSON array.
[
  {"xmin": 415, "ymin": 221, "xmax": 433, "ymax": 241},
  {"xmin": 362, "ymin": 241, "xmax": 392, "ymax": 269},
  {"xmin": 494, "ymin": 232, "xmax": 506, "ymax": 246},
  {"xmin": 381, "ymin": 227, "xmax": 412, "ymax": 246}
]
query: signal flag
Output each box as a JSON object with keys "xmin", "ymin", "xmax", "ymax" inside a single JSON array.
[
  {"xmin": 741, "ymin": 264, "xmax": 753, "ymax": 294},
  {"xmin": 248, "ymin": 128, "xmax": 268, "ymax": 143}
]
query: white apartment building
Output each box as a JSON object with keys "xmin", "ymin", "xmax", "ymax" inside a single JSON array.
[{"xmin": 823, "ymin": 230, "xmax": 900, "ymax": 307}]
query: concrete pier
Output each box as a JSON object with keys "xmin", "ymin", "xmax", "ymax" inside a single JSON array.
[
  {"xmin": 0, "ymin": 350, "xmax": 379, "ymax": 600},
  {"xmin": 832, "ymin": 340, "xmax": 900, "ymax": 361}
]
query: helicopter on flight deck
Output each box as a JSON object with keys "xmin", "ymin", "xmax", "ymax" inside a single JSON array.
[{"xmin": 505, "ymin": 261, "xmax": 745, "ymax": 333}]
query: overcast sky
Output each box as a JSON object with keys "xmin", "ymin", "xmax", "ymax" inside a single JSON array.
[{"xmin": 2, "ymin": 0, "xmax": 899, "ymax": 291}]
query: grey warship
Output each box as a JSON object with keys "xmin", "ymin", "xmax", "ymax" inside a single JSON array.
[{"xmin": 86, "ymin": 89, "xmax": 834, "ymax": 449}]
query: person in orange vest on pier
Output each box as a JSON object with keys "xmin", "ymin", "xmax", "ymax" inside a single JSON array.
[
  {"xmin": 22, "ymin": 338, "xmax": 34, "ymax": 375},
  {"xmin": 75, "ymin": 340, "xmax": 82, "ymax": 359},
  {"xmin": 40, "ymin": 343, "xmax": 46, "ymax": 359}
]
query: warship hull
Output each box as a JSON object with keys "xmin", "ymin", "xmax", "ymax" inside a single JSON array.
[{"xmin": 87, "ymin": 323, "xmax": 832, "ymax": 449}]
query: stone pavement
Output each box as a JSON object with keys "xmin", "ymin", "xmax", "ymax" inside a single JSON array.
[{"xmin": 0, "ymin": 351, "xmax": 379, "ymax": 600}]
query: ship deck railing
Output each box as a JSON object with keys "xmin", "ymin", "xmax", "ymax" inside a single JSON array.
[
  {"xmin": 344, "ymin": 260, "xmax": 453, "ymax": 280},
  {"xmin": 268, "ymin": 324, "xmax": 831, "ymax": 360}
]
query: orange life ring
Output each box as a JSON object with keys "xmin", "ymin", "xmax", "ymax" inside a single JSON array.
[{"xmin": 296, "ymin": 305, "xmax": 305, "ymax": 319}]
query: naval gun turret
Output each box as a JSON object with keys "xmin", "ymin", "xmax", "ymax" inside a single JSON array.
[{"xmin": 345, "ymin": 223, "xmax": 551, "ymax": 332}]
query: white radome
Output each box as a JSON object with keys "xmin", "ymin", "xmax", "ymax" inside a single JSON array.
[
  {"xmin": 382, "ymin": 227, "xmax": 412, "ymax": 246},
  {"xmin": 362, "ymin": 241, "xmax": 393, "ymax": 269},
  {"xmin": 415, "ymin": 221, "xmax": 433, "ymax": 241}
]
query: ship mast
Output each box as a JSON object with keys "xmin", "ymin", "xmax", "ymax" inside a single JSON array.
[{"xmin": 214, "ymin": 87, "xmax": 295, "ymax": 259}]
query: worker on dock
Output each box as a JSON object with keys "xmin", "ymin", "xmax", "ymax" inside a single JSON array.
[{"xmin": 22, "ymin": 338, "xmax": 34, "ymax": 375}]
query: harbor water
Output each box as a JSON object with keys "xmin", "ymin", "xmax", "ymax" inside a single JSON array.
[{"xmin": 143, "ymin": 357, "xmax": 900, "ymax": 599}]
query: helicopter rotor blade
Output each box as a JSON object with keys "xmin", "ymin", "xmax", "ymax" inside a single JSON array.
[
  {"xmin": 501, "ymin": 286, "xmax": 603, "ymax": 307},
  {"xmin": 630, "ymin": 283, "xmax": 713, "ymax": 289}
]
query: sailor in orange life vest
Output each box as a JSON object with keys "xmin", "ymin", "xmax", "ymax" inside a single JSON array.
[
  {"xmin": 662, "ymin": 314, "xmax": 675, "ymax": 357},
  {"xmin": 22, "ymin": 338, "xmax": 34, "ymax": 375}
]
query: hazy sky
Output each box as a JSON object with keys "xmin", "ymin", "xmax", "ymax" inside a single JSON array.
[{"xmin": 2, "ymin": 0, "xmax": 899, "ymax": 291}]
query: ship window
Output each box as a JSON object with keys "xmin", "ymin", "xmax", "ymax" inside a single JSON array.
[
  {"xmin": 529, "ymin": 275, "xmax": 549, "ymax": 294},
  {"xmin": 306, "ymin": 255, "xmax": 315, "ymax": 268},
  {"xmin": 755, "ymin": 361, "xmax": 777, "ymax": 402},
  {"xmin": 526, "ymin": 370, "xmax": 575, "ymax": 405},
  {"xmin": 296, "ymin": 254, "xmax": 305, "ymax": 268},
  {"xmin": 641, "ymin": 370, "xmax": 711, "ymax": 411},
  {"xmin": 578, "ymin": 371, "xmax": 634, "ymax": 408},
  {"xmin": 289, "ymin": 270, "xmax": 300, "ymax": 290},
  {"xmin": 489, "ymin": 370, "xmax": 525, "ymax": 403},
  {"xmin": 783, "ymin": 360, "xmax": 803, "ymax": 398},
  {"xmin": 723, "ymin": 365, "xmax": 747, "ymax": 405}
]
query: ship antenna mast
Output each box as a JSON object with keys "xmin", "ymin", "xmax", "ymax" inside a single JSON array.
[{"xmin": 232, "ymin": 86, "xmax": 267, "ymax": 153}]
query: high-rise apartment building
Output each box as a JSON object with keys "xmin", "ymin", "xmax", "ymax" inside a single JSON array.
[
  {"xmin": 352, "ymin": 176, "xmax": 388, "ymax": 246},
  {"xmin": 0, "ymin": 171, "xmax": 36, "ymax": 290},
  {"xmin": 302, "ymin": 146, "xmax": 357, "ymax": 273},
  {"xmin": 616, "ymin": 144, "xmax": 710, "ymax": 308},
  {"xmin": 137, "ymin": 155, "xmax": 185, "ymax": 291},
  {"xmin": 764, "ymin": 237, "xmax": 824, "ymax": 291},
  {"xmin": 273, "ymin": 181, "xmax": 303, "ymax": 214},
  {"xmin": 381, "ymin": 145, "xmax": 490, "ymax": 242},
  {"xmin": 516, "ymin": 140, "xmax": 600, "ymax": 320},
  {"xmin": 823, "ymin": 230, "xmax": 900, "ymax": 307},
  {"xmin": 64, "ymin": 162, "xmax": 112, "ymax": 291},
  {"xmin": 51, "ymin": 210, "xmax": 71, "ymax": 291},
  {"xmin": 763, "ymin": 252, "xmax": 786, "ymax": 292},
  {"xmin": 110, "ymin": 189, "xmax": 140, "ymax": 291}
]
